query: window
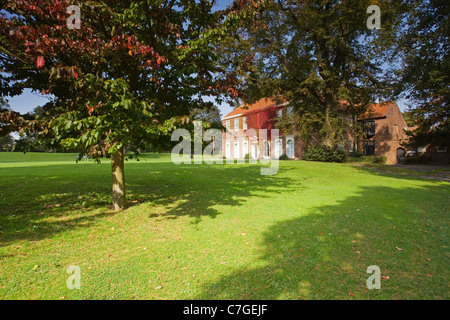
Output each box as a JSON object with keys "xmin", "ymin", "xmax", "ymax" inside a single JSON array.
[
  {"xmin": 275, "ymin": 139, "xmax": 282, "ymax": 159},
  {"xmin": 277, "ymin": 109, "xmax": 282, "ymax": 118},
  {"xmin": 348, "ymin": 139, "xmax": 353, "ymax": 152},
  {"xmin": 348, "ymin": 116, "xmax": 354, "ymax": 127},
  {"xmin": 243, "ymin": 116, "xmax": 247, "ymax": 130},
  {"xmin": 363, "ymin": 140, "xmax": 375, "ymax": 155},
  {"xmin": 364, "ymin": 120, "xmax": 375, "ymax": 137},
  {"xmin": 436, "ymin": 146, "xmax": 447, "ymax": 153},
  {"xmin": 234, "ymin": 140, "xmax": 240, "ymax": 158},
  {"xmin": 417, "ymin": 147, "xmax": 426, "ymax": 153},
  {"xmin": 242, "ymin": 139, "xmax": 249, "ymax": 156},
  {"xmin": 234, "ymin": 118, "xmax": 239, "ymax": 131},
  {"xmin": 287, "ymin": 107, "xmax": 294, "ymax": 123},
  {"xmin": 225, "ymin": 142, "xmax": 230, "ymax": 158},
  {"xmin": 264, "ymin": 140, "xmax": 270, "ymax": 158},
  {"xmin": 225, "ymin": 120, "xmax": 230, "ymax": 131},
  {"xmin": 286, "ymin": 136, "xmax": 294, "ymax": 158}
]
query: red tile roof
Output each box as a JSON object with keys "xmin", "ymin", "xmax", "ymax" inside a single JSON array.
[
  {"xmin": 223, "ymin": 98, "xmax": 395, "ymax": 120},
  {"xmin": 223, "ymin": 98, "xmax": 284, "ymax": 119},
  {"xmin": 360, "ymin": 101, "xmax": 393, "ymax": 119}
]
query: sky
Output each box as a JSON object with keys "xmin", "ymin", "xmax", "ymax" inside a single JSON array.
[{"xmin": 3, "ymin": 0, "xmax": 408, "ymax": 118}]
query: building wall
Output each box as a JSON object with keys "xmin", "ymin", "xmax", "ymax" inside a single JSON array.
[
  {"xmin": 222, "ymin": 100, "xmax": 417, "ymax": 164},
  {"xmin": 356, "ymin": 102, "xmax": 411, "ymax": 164},
  {"xmin": 221, "ymin": 105, "xmax": 302, "ymax": 160}
]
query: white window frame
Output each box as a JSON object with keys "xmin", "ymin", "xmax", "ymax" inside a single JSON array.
[
  {"xmin": 242, "ymin": 139, "xmax": 249, "ymax": 156},
  {"xmin": 286, "ymin": 135, "xmax": 294, "ymax": 158},
  {"xmin": 243, "ymin": 116, "xmax": 247, "ymax": 130},
  {"xmin": 225, "ymin": 120, "xmax": 230, "ymax": 131},
  {"xmin": 277, "ymin": 109, "xmax": 282, "ymax": 118},
  {"xmin": 263, "ymin": 140, "xmax": 270, "ymax": 159},
  {"xmin": 234, "ymin": 118, "xmax": 239, "ymax": 131},
  {"xmin": 275, "ymin": 138, "xmax": 282, "ymax": 159},
  {"xmin": 225, "ymin": 142, "xmax": 231, "ymax": 158},
  {"xmin": 234, "ymin": 140, "xmax": 240, "ymax": 158}
]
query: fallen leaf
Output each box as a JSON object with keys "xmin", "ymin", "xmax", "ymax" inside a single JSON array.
[
  {"xmin": 349, "ymin": 292, "xmax": 354, "ymax": 296},
  {"xmin": 381, "ymin": 275, "xmax": 390, "ymax": 280},
  {"xmin": 155, "ymin": 286, "xmax": 162, "ymax": 290},
  {"xmin": 396, "ymin": 246, "xmax": 403, "ymax": 251}
]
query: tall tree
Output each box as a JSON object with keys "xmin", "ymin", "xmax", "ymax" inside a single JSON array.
[
  {"xmin": 0, "ymin": 0, "xmax": 245, "ymax": 210},
  {"xmin": 397, "ymin": 0, "xmax": 449, "ymax": 149},
  {"xmin": 218, "ymin": 0, "xmax": 406, "ymax": 146}
]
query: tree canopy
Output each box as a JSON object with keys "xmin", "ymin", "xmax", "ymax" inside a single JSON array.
[
  {"xmin": 396, "ymin": 0, "xmax": 449, "ymax": 149},
  {"xmin": 217, "ymin": 0, "xmax": 407, "ymax": 146},
  {"xmin": 0, "ymin": 0, "xmax": 253, "ymax": 210}
]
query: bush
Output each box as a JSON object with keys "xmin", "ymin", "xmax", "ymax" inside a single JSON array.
[
  {"xmin": 302, "ymin": 145, "xmax": 348, "ymax": 163},
  {"xmin": 350, "ymin": 150, "xmax": 364, "ymax": 158},
  {"xmin": 403, "ymin": 155, "xmax": 432, "ymax": 164},
  {"xmin": 373, "ymin": 156, "xmax": 387, "ymax": 164},
  {"xmin": 278, "ymin": 154, "xmax": 290, "ymax": 160},
  {"xmin": 244, "ymin": 153, "xmax": 250, "ymax": 161}
]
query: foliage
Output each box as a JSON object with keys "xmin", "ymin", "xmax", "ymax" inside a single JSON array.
[
  {"xmin": 397, "ymin": 0, "xmax": 450, "ymax": 149},
  {"xmin": 402, "ymin": 154, "xmax": 432, "ymax": 165},
  {"xmin": 278, "ymin": 153, "xmax": 289, "ymax": 160},
  {"xmin": 302, "ymin": 145, "xmax": 348, "ymax": 163},
  {"xmin": 0, "ymin": 0, "xmax": 252, "ymax": 209},
  {"xmin": 217, "ymin": 0, "xmax": 406, "ymax": 146}
]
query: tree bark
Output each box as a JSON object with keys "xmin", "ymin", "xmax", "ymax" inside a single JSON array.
[{"xmin": 111, "ymin": 147, "xmax": 126, "ymax": 211}]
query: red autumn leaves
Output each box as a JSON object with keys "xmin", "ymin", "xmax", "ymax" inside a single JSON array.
[{"xmin": 36, "ymin": 56, "xmax": 45, "ymax": 68}]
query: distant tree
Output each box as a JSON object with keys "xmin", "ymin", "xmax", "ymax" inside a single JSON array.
[
  {"xmin": 0, "ymin": 133, "xmax": 14, "ymax": 151},
  {"xmin": 396, "ymin": 0, "xmax": 449, "ymax": 149}
]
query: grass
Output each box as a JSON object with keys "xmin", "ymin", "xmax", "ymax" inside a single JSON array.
[{"xmin": 0, "ymin": 152, "xmax": 448, "ymax": 300}]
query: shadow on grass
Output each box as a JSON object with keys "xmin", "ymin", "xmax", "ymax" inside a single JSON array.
[
  {"xmin": 195, "ymin": 181, "xmax": 449, "ymax": 300},
  {"xmin": 0, "ymin": 161, "xmax": 300, "ymax": 246}
]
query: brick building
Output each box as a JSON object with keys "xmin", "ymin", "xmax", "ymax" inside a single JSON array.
[
  {"xmin": 352, "ymin": 101, "xmax": 412, "ymax": 164},
  {"xmin": 222, "ymin": 98, "xmax": 417, "ymax": 164},
  {"xmin": 222, "ymin": 98, "xmax": 303, "ymax": 160}
]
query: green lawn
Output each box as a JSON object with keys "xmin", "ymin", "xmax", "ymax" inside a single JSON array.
[{"xmin": 0, "ymin": 152, "xmax": 448, "ymax": 300}]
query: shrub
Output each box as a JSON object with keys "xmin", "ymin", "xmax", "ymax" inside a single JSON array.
[
  {"xmin": 351, "ymin": 150, "xmax": 364, "ymax": 158},
  {"xmin": 278, "ymin": 154, "xmax": 290, "ymax": 160},
  {"xmin": 373, "ymin": 156, "xmax": 387, "ymax": 164},
  {"xmin": 244, "ymin": 153, "xmax": 250, "ymax": 161},
  {"xmin": 302, "ymin": 145, "xmax": 348, "ymax": 163},
  {"xmin": 403, "ymin": 155, "xmax": 432, "ymax": 164}
]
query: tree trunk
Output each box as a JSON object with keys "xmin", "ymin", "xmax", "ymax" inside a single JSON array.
[{"xmin": 111, "ymin": 147, "xmax": 126, "ymax": 211}]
